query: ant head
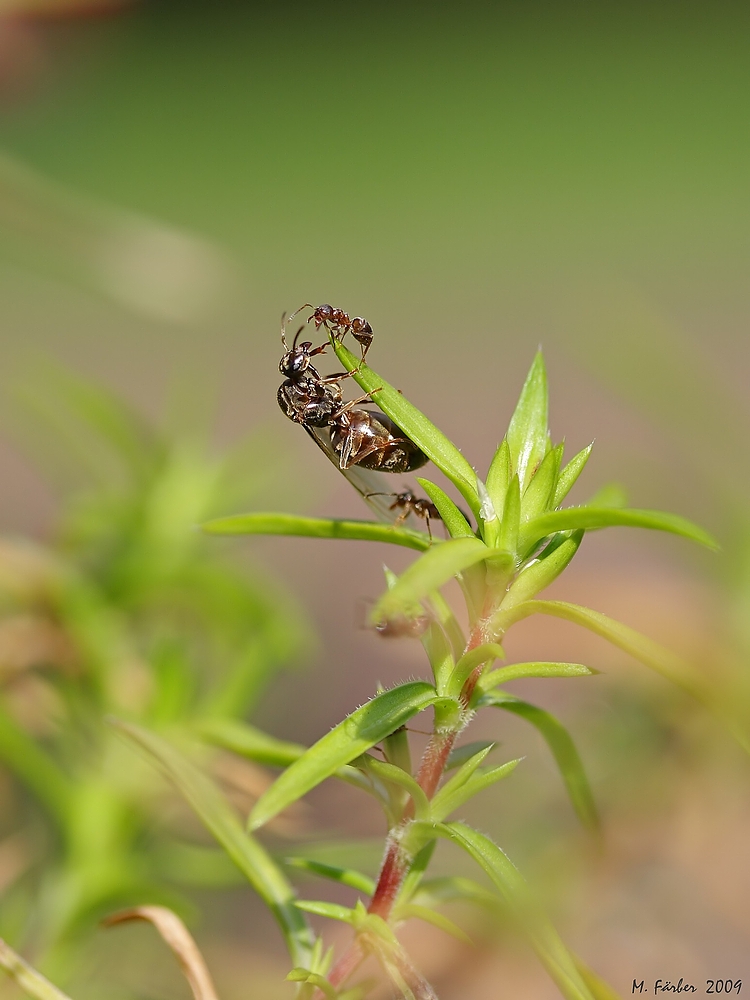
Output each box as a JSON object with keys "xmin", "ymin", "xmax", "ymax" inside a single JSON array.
[
  {"xmin": 308, "ymin": 303, "xmax": 335, "ymax": 328},
  {"xmin": 279, "ymin": 329, "xmax": 308, "ymax": 375}
]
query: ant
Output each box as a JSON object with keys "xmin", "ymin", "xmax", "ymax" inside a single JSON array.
[
  {"xmin": 329, "ymin": 395, "xmax": 428, "ymax": 473},
  {"xmin": 277, "ymin": 311, "xmax": 359, "ymax": 427},
  {"xmin": 277, "ymin": 309, "xmax": 427, "ymax": 475},
  {"xmin": 364, "ymin": 490, "xmax": 441, "ymax": 540},
  {"xmin": 289, "ymin": 302, "xmax": 374, "ymax": 361}
]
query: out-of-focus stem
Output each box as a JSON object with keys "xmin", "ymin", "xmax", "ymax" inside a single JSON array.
[
  {"xmin": 325, "ymin": 939, "xmax": 365, "ymax": 992},
  {"xmin": 0, "ymin": 939, "xmax": 73, "ymax": 1000}
]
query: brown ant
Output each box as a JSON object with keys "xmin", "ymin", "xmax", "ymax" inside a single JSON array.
[
  {"xmin": 364, "ymin": 490, "xmax": 441, "ymax": 540},
  {"xmin": 328, "ymin": 395, "xmax": 428, "ymax": 473},
  {"xmin": 277, "ymin": 308, "xmax": 427, "ymax": 478},
  {"xmin": 288, "ymin": 302, "xmax": 374, "ymax": 360},
  {"xmin": 277, "ymin": 311, "xmax": 362, "ymax": 426}
]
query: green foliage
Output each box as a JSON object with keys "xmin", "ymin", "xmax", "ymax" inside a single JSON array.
[
  {"xmin": 185, "ymin": 346, "xmax": 725, "ymax": 1000},
  {"xmin": 3, "ymin": 349, "xmax": 725, "ymax": 1000},
  {"xmin": 0, "ymin": 367, "xmax": 307, "ymax": 981},
  {"xmin": 203, "ymin": 511, "xmax": 431, "ymax": 551},
  {"xmin": 426, "ymin": 822, "xmax": 596, "ymax": 1000},
  {"xmin": 249, "ymin": 681, "xmax": 440, "ymax": 831},
  {"xmin": 478, "ymin": 691, "xmax": 600, "ymax": 833}
]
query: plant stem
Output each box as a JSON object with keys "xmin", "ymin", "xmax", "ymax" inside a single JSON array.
[
  {"xmin": 0, "ymin": 939, "xmax": 74, "ymax": 1000},
  {"xmin": 322, "ymin": 612, "xmax": 498, "ymax": 998},
  {"xmin": 325, "ymin": 939, "xmax": 365, "ymax": 992}
]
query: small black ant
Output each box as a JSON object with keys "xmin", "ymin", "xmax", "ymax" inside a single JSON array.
[{"xmin": 364, "ymin": 490, "xmax": 441, "ymax": 540}]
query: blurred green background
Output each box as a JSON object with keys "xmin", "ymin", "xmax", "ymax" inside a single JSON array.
[{"xmin": 0, "ymin": 2, "xmax": 748, "ymax": 998}]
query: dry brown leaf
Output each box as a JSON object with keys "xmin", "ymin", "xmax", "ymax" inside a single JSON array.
[{"xmin": 103, "ymin": 905, "xmax": 219, "ymax": 1000}]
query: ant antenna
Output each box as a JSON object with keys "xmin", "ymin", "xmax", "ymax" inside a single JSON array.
[
  {"xmin": 280, "ymin": 312, "xmax": 289, "ymax": 349},
  {"xmin": 287, "ymin": 302, "xmax": 313, "ymax": 326},
  {"xmin": 292, "ymin": 324, "xmax": 305, "ymax": 351}
]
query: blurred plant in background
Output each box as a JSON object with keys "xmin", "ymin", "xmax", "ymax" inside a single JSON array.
[{"xmin": 0, "ymin": 362, "xmax": 309, "ymax": 983}]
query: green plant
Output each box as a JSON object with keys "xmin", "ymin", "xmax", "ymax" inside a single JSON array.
[
  {"xmin": 0, "ymin": 366, "xmax": 309, "ymax": 983},
  {"xmin": 3, "ymin": 343, "xmax": 740, "ymax": 1000}
]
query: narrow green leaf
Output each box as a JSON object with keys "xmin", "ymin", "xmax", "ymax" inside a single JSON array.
[
  {"xmin": 357, "ymin": 757, "xmax": 430, "ymax": 820},
  {"xmin": 446, "ymin": 643, "xmax": 505, "ymax": 698},
  {"xmin": 520, "ymin": 507, "xmax": 718, "ymax": 551},
  {"xmin": 431, "ymin": 743, "xmax": 494, "ymax": 814},
  {"xmin": 383, "ymin": 726, "xmax": 412, "ymax": 775},
  {"xmin": 506, "ymin": 599, "xmax": 750, "ymax": 753},
  {"xmin": 397, "ymin": 841, "xmax": 436, "ymax": 906},
  {"xmin": 432, "ymin": 756, "xmax": 521, "ymax": 822},
  {"xmin": 485, "ymin": 438, "xmax": 511, "ymax": 518},
  {"xmin": 197, "ymin": 718, "xmax": 372, "ymax": 796},
  {"xmin": 425, "ymin": 589, "xmax": 466, "ymax": 660},
  {"xmin": 0, "ymin": 939, "xmax": 73, "ymax": 1000},
  {"xmin": 501, "ymin": 532, "xmax": 583, "ymax": 611},
  {"xmin": 284, "ymin": 857, "xmax": 375, "ymax": 896},
  {"xmin": 498, "ymin": 474, "xmax": 521, "ymax": 554},
  {"xmin": 202, "ymin": 512, "xmax": 429, "ymax": 552},
  {"xmin": 372, "ymin": 538, "xmax": 490, "ymax": 624},
  {"xmin": 287, "ymin": 968, "xmax": 337, "ymax": 999},
  {"xmin": 416, "ymin": 478, "xmax": 475, "ymax": 539},
  {"xmin": 250, "ymin": 682, "xmax": 439, "ymax": 830},
  {"xmin": 522, "ymin": 443, "xmax": 563, "ymax": 521},
  {"xmin": 446, "ymin": 740, "xmax": 498, "ymax": 770},
  {"xmin": 419, "ymin": 609, "xmax": 456, "ymax": 692},
  {"xmin": 552, "ymin": 444, "xmax": 593, "ymax": 508},
  {"xmin": 507, "ymin": 352, "xmax": 549, "ymax": 490},
  {"xmin": 332, "ymin": 339, "xmax": 480, "ymax": 515},
  {"xmin": 295, "ymin": 900, "xmax": 356, "ymax": 924},
  {"xmin": 429, "ymin": 822, "xmax": 596, "ymax": 1000},
  {"xmin": 479, "ymin": 662, "xmax": 597, "ymax": 690},
  {"xmin": 110, "ymin": 720, "xmax": 314, "ymax": 967},
  {"xmin": 478, "ymin": 691, "xmax": 599, "ymax": 833},
  {"xmin": 398, "ymin": 903, "xmax": 472, "ymax": 945},
  {"xmin": 198, "ymin": 718, "xmax": 306, "ymax": 767}
]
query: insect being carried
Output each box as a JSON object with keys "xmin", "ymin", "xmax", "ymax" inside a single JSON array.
[
  {"xmin": 364, "ymin": 490, "xmax": 441, "ymax": 540},
  {"xmin": 328, "ymin": 398, "xmax": 429, "ymax": 474},
  {"xmin": 276, "ymin": 307, "xmax": 429, "ymax": 523}
]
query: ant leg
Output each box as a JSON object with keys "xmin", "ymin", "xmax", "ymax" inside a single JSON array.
[
  {"xmin": 332, "ymin": 388, "xmax": 382, "ymax": 416},
  {"xmin": 424, "ymin": 511, "xmax": 433, "ymax": 542},
  {"xmin": 318, "ymin": 367, "xmax": 363, "ymax": 386}
]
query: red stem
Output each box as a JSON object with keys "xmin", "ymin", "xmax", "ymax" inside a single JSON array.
[{"xmin": 323, "ymin": 612, "xmax": 498, "ymax": 996}]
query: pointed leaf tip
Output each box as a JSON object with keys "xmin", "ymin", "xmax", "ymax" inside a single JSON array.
[{"xmin": 507, "ymin": 352, "xmax": 549, "ymax": 491}]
